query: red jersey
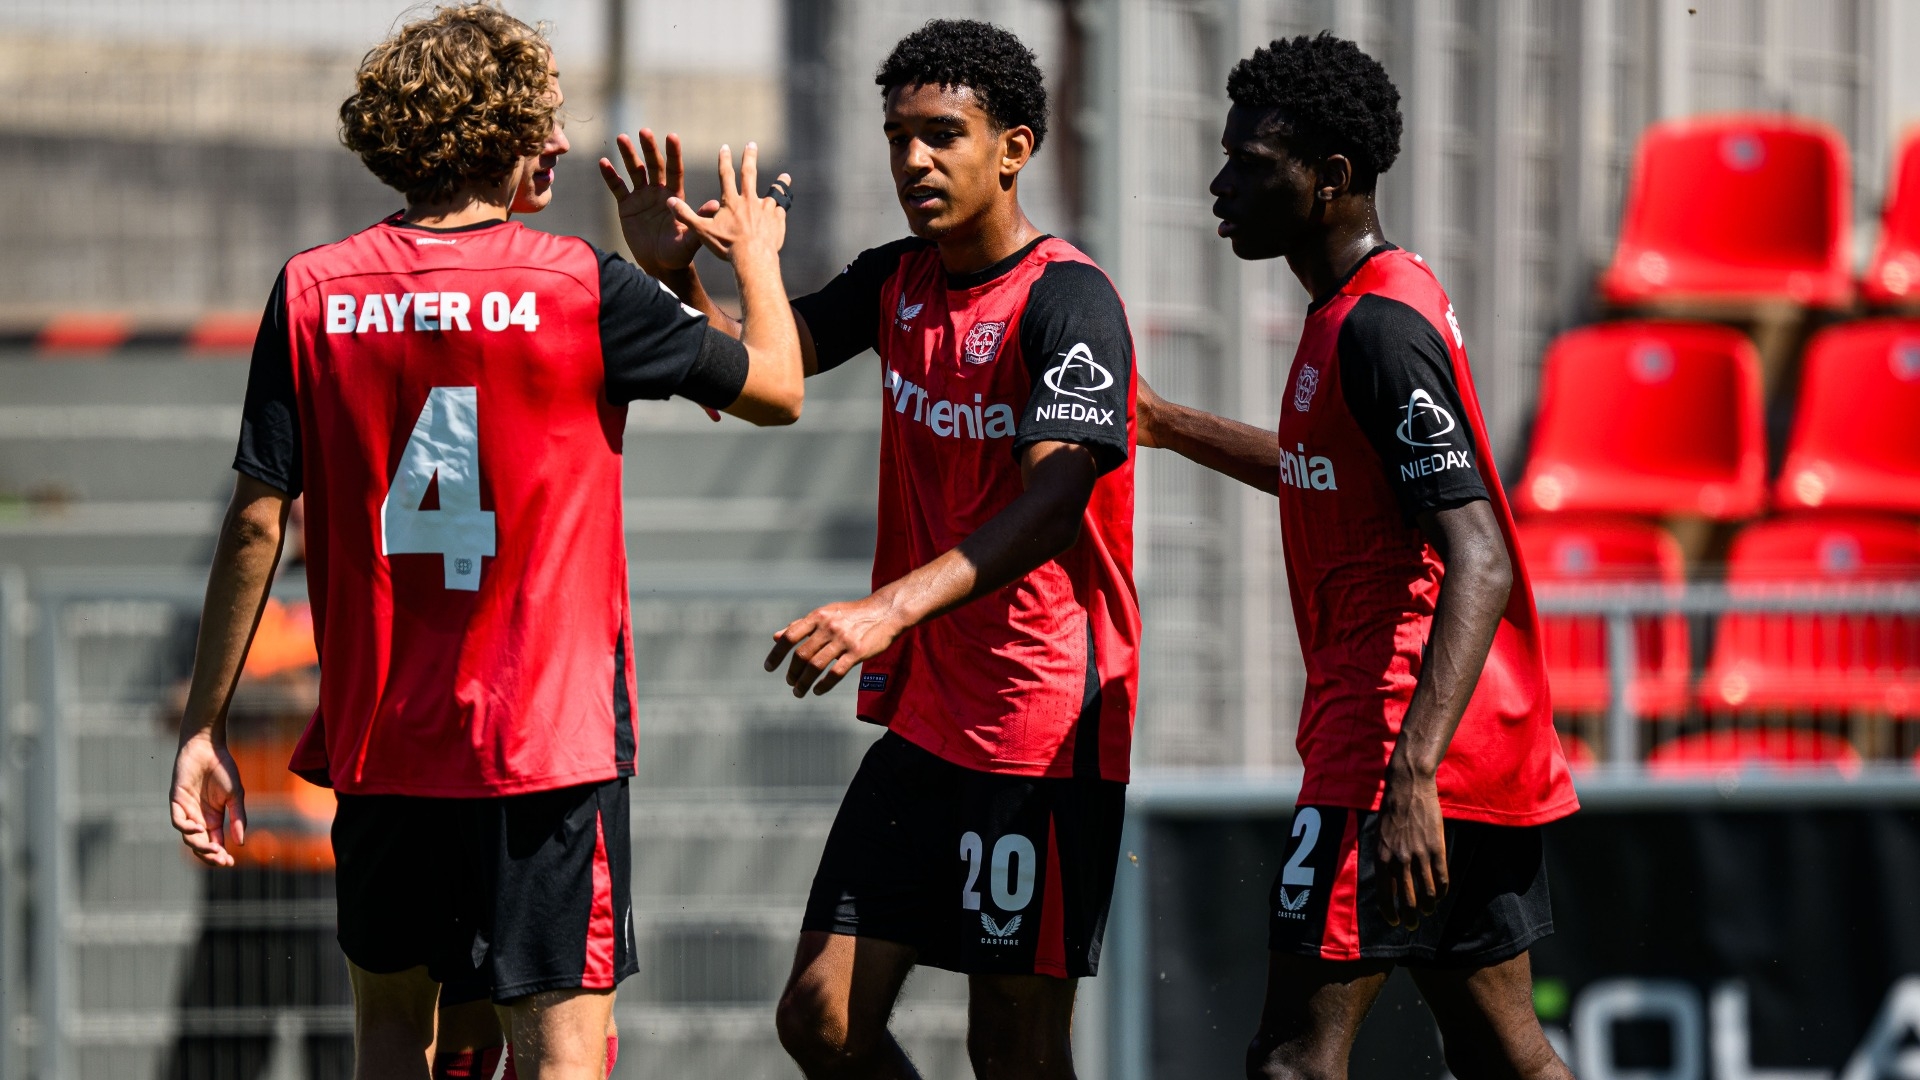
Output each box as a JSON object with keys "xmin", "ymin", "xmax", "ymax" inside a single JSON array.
[
  {"xmin": 792, "ymin": 236, "xmax": 1140, "ymax": 782},
  {"xmin": 233, "ymin": 215, "xmax": 746, "ymax": 797},
  {"xmin": 1277, "ymin": 246, "xmax": 1577, "ymax": 826}
]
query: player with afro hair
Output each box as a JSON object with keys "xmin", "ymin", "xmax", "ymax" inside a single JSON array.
[{"xmin": 1137, "ymin": 32, "xmax": 1579, "ymax": 1080}]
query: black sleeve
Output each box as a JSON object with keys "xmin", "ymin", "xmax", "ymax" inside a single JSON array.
[
  {"xmin": 596, "ymin": 245, "xmax": 747, "ymax": 409},
  {"xmin": 1012, "ymin": 261, "xmax": 1133, "ymax": 475},
  {"xmin": 1337, "ymin": 293, "xmax": 1490, "ymax": 518},
  {"xmin": 233, "ymin": 268, "xmax": 301, "ymax": 496},
  {"xmin": 789, "ymin": 237, "xmax": 929, "ymax": 374}
]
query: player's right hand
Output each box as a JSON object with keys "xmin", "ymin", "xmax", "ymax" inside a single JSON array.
[
  {"xmin": 169, "ymin": 731, "xmax": 247, "ymax": 869},
  {"xmin": 599, "ymin": 129, "xmax": 712, "ymax": 276},
  {"xmin": 669, "ymin": 143, "xmax": 791, "ymax": 266}
]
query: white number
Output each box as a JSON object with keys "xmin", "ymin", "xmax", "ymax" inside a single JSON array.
[
  {"xmin": 960, "ymin": 831, "xmax": 985, "ymax": 911},
  {"xmin": 481, "ymin": 292, "xmax": 510, "ymax": 331},
  {"xmin": 1282, "ymin": 807, "xmax": 1321, "ymax": 887},
  {"xmin": 381, "ymin": 386, "xmax": 497, "ymax": 590},
  {"xmin": 990, "ymin": 833, "xmax": 1037, "ymax": 911},
  {"xmin": 510, "ymin": 291, "xmax": 540, "ymax": 331},
  {"xmin": 961, "ymin": 831, "xmax": 1037, "ymax": 912}
]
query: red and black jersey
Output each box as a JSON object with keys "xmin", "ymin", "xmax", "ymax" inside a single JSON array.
[
  {"xmin": 1277, "ymin": 245, "xmax": 1577, "ymax": 826},
  {"xmin": 792, "ymin": 236, "xmax": 1140, "ymax": 783},
  {"xmin": 234, "ymin": 214, "xmax": 748, "ymax": 797}
]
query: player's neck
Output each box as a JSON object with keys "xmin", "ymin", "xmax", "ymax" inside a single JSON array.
[
  {"xmin": 402, "ymin": 184, "xmax": 515, "ymax": 230},
  {"xmin": 1286, "ymin": 195, "xmax": 1387, "ymax": 305},
  {"xmin": 934, "ymin": 199, "xmax": 1043, "ymax": 278}
]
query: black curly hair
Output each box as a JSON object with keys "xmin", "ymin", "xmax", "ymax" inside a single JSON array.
[
  {"xmin": 875, "ymin": 19, "xmax": 1049, "ymax": 151},
  {"xmin": 1226, "ymin": 33, "xmax": 1401, "ymax": 194}
]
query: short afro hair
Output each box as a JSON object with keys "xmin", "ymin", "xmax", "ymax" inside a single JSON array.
[
  {"xmin": 875, "ymin": 19, "xmax": 1049, "ymax": 151},
  {"xmin": 1226, "ymin": 33, "xmax": 1402, "ymax": 193}
]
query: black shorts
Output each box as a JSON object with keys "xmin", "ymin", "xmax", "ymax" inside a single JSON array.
[
  {"xmin": 1267, "ymin": 805, "xmax": 1553, "ymax": 967},
  {"xmin": 802, "ymin": 732, "xmax": 1126, "ymax": 978},
  {"xmin": 333, "ymin": 778, "xmax": 636, "ymax": 1004}
]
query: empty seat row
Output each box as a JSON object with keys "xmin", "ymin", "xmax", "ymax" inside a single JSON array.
[
  {"xmin": 1517, "ymin": 319, "xmax": 1920, "ymax": 519},
  {"xmin": 1601, "ymin": 114, "xmax": 1920, "ymax": 309},
  {"xmin": 1521, "ymin": 515, "xmax": 1920, "ymax": 718}
]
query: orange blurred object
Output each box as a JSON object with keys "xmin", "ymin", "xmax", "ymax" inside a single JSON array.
[{"xmin": 244, "ymin": 598, "xmax": 318, "ymax": 679}]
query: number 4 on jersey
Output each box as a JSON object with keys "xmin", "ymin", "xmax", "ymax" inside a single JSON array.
[{"xmin": 382, "ymin": 387, "xmax": 497, "ymax": 590}]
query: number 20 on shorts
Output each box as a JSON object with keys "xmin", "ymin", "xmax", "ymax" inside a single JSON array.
[{"xmin": 959, "ymin": 830, "xmax": 1037, "ymax": 912}]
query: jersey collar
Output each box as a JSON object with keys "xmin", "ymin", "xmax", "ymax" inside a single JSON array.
[
  {"xmin": 944, "ymin": 234, "xmax": 1051, "ymax": 291},
  {"xmin": 381, "ymin": 211, "xmax": 517, "ymax": 235},
  {"xmin": 1306, "ymin": 242, "xmax": 1398, "ymax": 315}
]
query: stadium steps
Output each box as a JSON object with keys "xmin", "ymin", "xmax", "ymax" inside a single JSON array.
[{"xmin": 0, "ymin": 350, "xmax": 965, "ymax": 1077}]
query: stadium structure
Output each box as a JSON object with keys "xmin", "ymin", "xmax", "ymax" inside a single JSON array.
[{"xmin": 0, "ymin": 2, "xmax": 1917, "ymax": 1079}]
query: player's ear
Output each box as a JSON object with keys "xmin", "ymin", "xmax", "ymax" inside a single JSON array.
[
  {"xmin": 1000, "ymin": 124, "xmax": 1035, "ymax": 177},
  {"xmin": 1318, "ymin": 154, "xmax": 1353, "ymax": 201}
]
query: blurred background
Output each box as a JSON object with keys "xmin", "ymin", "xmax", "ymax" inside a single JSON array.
[{"xmin": 1, "ymin": 1, "xmax": 1919, "ymax": 1078}]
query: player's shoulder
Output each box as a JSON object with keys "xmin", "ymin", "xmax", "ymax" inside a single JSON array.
[
  {"xmin": 854, "ymin": 235, "xmax": 939, "ymax": 275},
  {"xmin": 1342, "ymin": 250, "xmax": 1457, "ymax": 347},
  {"xmin": 1026, "ymin": 240, "xmax": 1122, "ymax": 302}
]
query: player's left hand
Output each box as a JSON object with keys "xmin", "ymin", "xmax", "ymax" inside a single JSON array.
[
  {"xmin": 599, "ymin": 129, "xmax": 714, "ymax": 276},
  {"xmin": 765, "ymin": 595, "xmax": 906, "ymax": 697},
  {"xmin": 1375, "ymin": 766, "xmax": 1448, "ymax": 929}
]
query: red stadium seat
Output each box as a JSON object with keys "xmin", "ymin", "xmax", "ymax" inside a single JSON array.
[
  {"xmin": 1558, "ymin": 731, "xmax": 1598, "ymax": 773},
  {"xmin": 1863, "ymin": 128, "xmax": 1920, "ymax": 306},
  {"xmin": 1516, "ymin": 322, "xmax": 1766, "ymax": 518},
  {"xmin": 1646, "ymin": 728, "xmax": 1862, "ymax": 778},
  {"xmin": 1517, "ymin": 517, "xmax": 1689, "ymax": 715},
  {"xmin": 1600, "ymin": 115, "xmax": 1852, "ymax": 307},
  {"xmin": 1698, "ymin": 515, "xmax": 1920, "ymax": 716},
  {"xmin": 1775, "ymin": 320, "xmax": 1920, "ymax": 513}
]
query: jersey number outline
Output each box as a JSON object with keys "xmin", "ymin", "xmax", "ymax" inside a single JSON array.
[
  {"xmin": 960, "ymin": 830, "xmax": 1037, "ymax": 912},
  {"xmin": 381, "ymin": 386, "xmax": 497, "ymax": 591},
  {"xmin": 1282, "ymin": 807, "xmax": 1322, "ymax": 887}
]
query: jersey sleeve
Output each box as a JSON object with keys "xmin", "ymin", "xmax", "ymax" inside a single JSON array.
[
  {"xmin": 1337, "ymin": 293, "xmax": 1490, "ymax": 518},
  {"xmin": 233, "ymin": 267, "xmax": 302, "ymax": 497},
  {"xmin": 789, "ymin": 237, "xmax": 927, "ymax": 374},
  {"xmin": 596, "ymin": 246, "xmax": 748, "ymax": 408},
  {"xmin": 1012, "ymin": 260, "xmax": 1133, "ymax": 474}
]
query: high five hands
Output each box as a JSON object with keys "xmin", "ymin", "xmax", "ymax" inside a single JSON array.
[{"xmin": 599, "ymin": 130, "xmax": 792, "ymax": 268}]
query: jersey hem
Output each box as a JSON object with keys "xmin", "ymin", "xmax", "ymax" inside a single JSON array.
[
  {"xmin": 889, "ymin": 722, "xmax": 1133, "ymax": 784},
  {"xmin": 1295, "ymin": 787, "xmax": 1581, "ymax": 828},
  {"xmin": 312, "ymin": 764, "xmax": 623, "ymax": 799}
]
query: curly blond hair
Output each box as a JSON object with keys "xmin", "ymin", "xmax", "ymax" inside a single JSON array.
[{"xmin": 340, "ymin": 3, "xmax": 556, "ymax": 205}]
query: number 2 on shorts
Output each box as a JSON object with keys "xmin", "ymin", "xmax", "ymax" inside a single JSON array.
[
  {"xmin": 382, "ymin": 386, "xmax": 497, "ymax": 590},
  {"xmin": 1282, "ymin": 807, "xmax": 1321, "ymax": 887}
]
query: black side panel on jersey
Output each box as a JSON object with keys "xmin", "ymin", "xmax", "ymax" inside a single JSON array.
[
  {"xmin": 612, "ymin": 628, "xmax": 635, "ymax": 776},
  {"xmin": 789, "ymin": 237, "xmax": 933, "ymax": 374},
  {"xmin": 595, "ymin": 247, "xmax": 746, "ymax": 408},
  {"xmin": 1072, "ymin": 620, "xmax": 1103, "ymax": 779},
  {"xmin": 1013, "ymin": 261, "xmax": 1133, "ymax": 474},
  {"xmin": 234, "ymin": 268, "xmax": 303, "ymax": 497},
  {"xmin": 1336, "ymin": 293, "xmax": 1490, "ymax": 519}
]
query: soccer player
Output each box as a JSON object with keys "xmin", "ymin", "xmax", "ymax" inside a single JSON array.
[
  {"xmin": 616, "ymin": 18, "xmax": 1136, "ymax": 1079},
  {"xmin": 164, "ymin": 6, "xmax": 802, "ymax": 1079},
  {"xmin": 1135, "ymin": 34, "xmax": 1579, "ymax": 1080}
]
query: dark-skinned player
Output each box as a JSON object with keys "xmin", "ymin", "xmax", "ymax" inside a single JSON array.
[
  {"xmin": 606, "ymin": 18, "xmax": 1137, "ymax": 1080},
  {"xmin": 1134, "ymin": 34, "xmax": 1578, "ymax": 1080}
]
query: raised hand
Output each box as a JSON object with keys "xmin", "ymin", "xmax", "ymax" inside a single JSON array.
[
  {"xmin": 670, "ymin": 142, "xmax": 791, "ymax": 265},
  {"xmin": 599, "ymin": 129, "xmax": 713, "ymax": 275},
  {"xmin": 169, "ymin": 732, "xmax": 248, "ymax": 868}
]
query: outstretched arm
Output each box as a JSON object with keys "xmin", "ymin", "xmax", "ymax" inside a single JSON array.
[
  {"xmin": 1374, "ymin": 499, "xmax": 1511, "ymax": 928},
  {"xmin": 1136, "ymin": 376, "xmax": 1279, "ymax": 494},
  {"xmin": 169, "ymin": 473, "xmax": 291, "ymax": 867},
  {"xmin": 765, "ymin": 441, "xmax": 1098, "ymax": 696}
]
